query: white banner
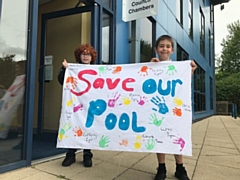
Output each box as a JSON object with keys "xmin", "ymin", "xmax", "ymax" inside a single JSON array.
[
  {"xmin": 122, "ymin": 0, "xmax": 158, "ymax": 22},
  {"xmin": 0, "ymin": 75, "xmax": 25, "ymax": 139},
  {"xmin": 57, "ymin": 61, "xmax": 192, "ymax": 156}
]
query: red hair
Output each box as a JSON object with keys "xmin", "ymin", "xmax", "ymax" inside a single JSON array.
[{"xmin": 74, "ymin": 44, "xmax": 97, "ymax": 64}]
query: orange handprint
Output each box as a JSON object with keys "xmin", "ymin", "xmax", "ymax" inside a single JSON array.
[
  {"xmin": 112, "ymin": 66, "xmax": 122, "ymax": 74},
  {"xmin": 66, "ymin": 76, "xmax": 78, "ymax": 89},
  {"xmin": 119, "ymin": 139, "xmax": 128, "ymax": 146},
  {"xmin": 138, "ymin": 66, "xmax": 152, "ymax": 76},
  {"xmin": 73, "ymin": 127, "xmax": 83, "ymax": 137},
  {"xmin": 173, "ymin": 107, "xmax": 182, "ymax": 117}
]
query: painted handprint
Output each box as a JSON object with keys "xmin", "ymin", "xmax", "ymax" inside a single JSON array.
[
  {"xmin": 108, "ymin": 92, "xmax": 122, "ymax": 107},
  {"xmin": 73, "ymin": 126, "xmax": 83, "ymax": 137},
  {"xmin": 119, "ymin": 139, "xmax": 128, "ymax": 146},
  {"xmin": 173, "ymin": 107, "xmax": 182, "ymax": 117},
  {"xmin": 66, "ymin": 76, "xmax": 78, "ymax": 89},
  {"xmin": 66, "ymin": 98, "xmax": 76, "ymax": 107},
  {"xmin": 166, "ymin": 65, "xmax": 177, "ymax": 75},
  {"xmin": 173, "ymin": 137, "xmax": 185, "ymax": 151},
  {"xmin": 134, "ymin": 135, "xmax": 142, "ymax": 149},
  {"xmin": 58, "ymin": 122, "xmax": 71, "ymax": 141},
  {"xmin": 99, "ymin": 135, "xmax": 110, "ymax": 148},
  {"xmin": 138, "ymin": 66, "xmax": 152, "ymax": 76},
  {"xmin": 112, "ymin": 66, "xmax": 122, "ymax": 74},
  {"xmin": 73, "ymin": 103, "xmax": 83, "ymax": 113},
  {"xmin": 98, "ymin": 66, "xmax": 107, "ymax": 75},
  {"xmin": 149, "ymin": 113, "xmax": 164, "ymax": 127},
  {"xmin": 137, "ymin": 96, "xmax": 147, "ymax": 106},
  {"xmin": 145, "ymin": 138, "xmax": 155, "ymax": 150},
  {"xmin": 173, "ymin": 97, "xmax": 183, "ymax": 106},
  {"xmin": 122, "ymin": 97, "xmax": 131, "ymax": 105},
  {"xmin": 151, "ymin": 96, "xmax": 169, "ymax": 114}
]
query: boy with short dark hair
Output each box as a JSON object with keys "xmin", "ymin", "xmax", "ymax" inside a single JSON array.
[{"xmin": 151, "ymin": 35, "xmax": 197, "ymax": 180}]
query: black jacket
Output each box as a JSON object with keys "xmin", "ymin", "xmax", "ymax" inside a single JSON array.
[{"xmin": 58, "ymin": 67, "xmax": 66, "ymax": 85}]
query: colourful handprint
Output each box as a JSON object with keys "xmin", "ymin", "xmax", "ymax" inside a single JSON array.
[
  {"xmin": 99, "ymin": 135, "xmax": 110, "ymax": 148},
  {"xmin": 119, "ymin": 139, "xmax": 128, "ymax": 146},
  {"xmin": 173, "ymin": 107, "xmax": 182, "ymax": 117},
  {"xmin": 66, "ymin": 98, "xmax": 76, "ymax": 107},
  {"xmin": 145, "ymin": 138, "xmax": 155, "ymax": 150},
  {"xmin": 134, "ymin": 135, "xmax": 142, "ymax": 149},
  {"xmin": 66, "ymin": 76, "xmax": 78, "ymax": 89},
  {"xmin": 122, "ymin": 97, "xmax": 131, "ymax": 105},
  {"xmin": 98, "ymin": 66, "xmax": 107, "ymax": 75},
  {"xmin": 173, "ymin": 137, "xmax": 185, "ymax": 151},
  {"xmin": 173, "ymin": 97, "xmax": 183, "ymax": 106},
  {"xmin": 73, "ymin": 126, "xmax": 83, "ymax": 137},
  {"xmin": 108, "ymin": 92, "xmax": 121, "ymax": 107},
  {"xmin": 151, "ymin": 96, "xmax": 169, "ymax": 114},
  {"xmin": 166, "ymin": 65, "xmax": 177, "ymax": 75},
  {"xmin": 73, "ymin": 103, "xmax": 83, "ymax": 112},
  {"xmin": 58, "ymin": 122, "xmax": 71, "ymax": 141},
  {"xmin": 138, "ymin": 66, "xmax": 152, "ymax": 76},
  {"xmin": 137, "ymin": 96, "xmax": 147, "ymax": 106},
  {"xmin": 112, "ymin": 66, "xmax": 122, "ymax": 74},
  {"xmin": 149, "ymin": 113, "xmax": 164, "ymax": 127}
]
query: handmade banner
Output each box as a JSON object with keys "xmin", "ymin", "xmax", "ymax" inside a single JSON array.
[
  {"xmin": 0, "ymin": 74, "xmax": 25, "ymax": 139},
  {"xmin": 57, "ymin": 61, "xmax": 192, "ymax": 156}
]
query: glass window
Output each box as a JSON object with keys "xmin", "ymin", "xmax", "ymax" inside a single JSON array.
[
  {"xmin": 102, "ymin": 0, "xmax": 112, "ymax": 10},
  {"xmin": 188, "ymin": 0, "xmax": 193, "ymax": 39},
  {"xmin": 177, "ymin": 44, "xmax": 189, "ymax": 61},
  {"xmin": 0, "ymin": 0, "xmax": 29, "ymax": 166},
  {"xmin": 140, "ymin": 18, "xmax": 153, "ymax": 63},
  {"xmin": 210, "ymin": 77, "xmax": 213, "ymax": 110},
  {"xmin": 176, "ymin": 0, "xmax": 183, "ymax": 25},
  {"xmin": 200, "ymin": 8, "xmax": 205, "ymax": 56},
  {"xmin": 194, "ymin": 63, "xmax": 206, "ymax": 112},
  {"xmin": 102, "ymin": 11, "xmax": 110, "ymax": 64}
]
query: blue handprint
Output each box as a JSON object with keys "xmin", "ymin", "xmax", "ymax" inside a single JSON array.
[{"xmin": 151, "ymin": 96, "xmax": 169, "ymax": 114}]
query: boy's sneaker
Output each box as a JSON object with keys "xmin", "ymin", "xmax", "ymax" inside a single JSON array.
[
  {"xmin": 83, "ymin": 151, "xmax": 93, "ymax": 167},
  {"xmin": 62, "ymin": 152, "xmax": 76, "ymax": 167},
  {"xmin": 154, "ymin": 166, "xmax": 167, "ymax": 180},
  {"xmin": 175, "ymin": 166, "xmax": 190, "ymax": 180}
]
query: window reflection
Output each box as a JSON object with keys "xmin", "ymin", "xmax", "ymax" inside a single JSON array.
[
  {"xmin": 102, "ymin": 0, "xmax": 112, "ymax": 9},
  {"xmin": 102, "ymin": 11, "xmax": 110, "ymax": 64},
  {"xmin": 0, "ymin": 0, "xmax": 28, "ymax": 166},
  {"xmin": 140, "ymin": 18, "xmax": 152, "ymax": 63}
]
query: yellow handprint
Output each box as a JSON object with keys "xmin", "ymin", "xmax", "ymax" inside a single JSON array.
[
  {"xmin": 58, "ymin": 122, "xmax": 71, "ymax": 141},
  {"xmin": 122, "ymin": 97, "xmax": 131, "ymax": 105},
  {"xmin": 134, "ymin": 135, "xmax": 142, "ymax": 149},
  {"xmin": 66, "ymin": 98, "xmax": 76, "ymax": 107},
  {"xmin": 173, "ymin": 97, "xmax": 183, "ymax": 106}
]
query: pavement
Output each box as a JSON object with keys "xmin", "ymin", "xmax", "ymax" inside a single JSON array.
[{"xmin": 0, "ymin": 115, "xmax": 240, "ymax": 180}]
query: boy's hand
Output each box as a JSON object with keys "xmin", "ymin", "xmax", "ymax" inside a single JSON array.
[
  {"xmin": 190, "ymin": 60, "xmax": 197, "ymax": 74},
  {"xmin": 150, "ymin": 58, "xmax": 160, "ymax": 62},
  {"xmin": 62, "ymin": 59, "xmax": 68, "ymax": 68}
]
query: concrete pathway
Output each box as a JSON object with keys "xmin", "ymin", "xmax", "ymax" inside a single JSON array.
[{"xmin": 0, "ymin": 116, "xmax": 240, "ymax": 180}]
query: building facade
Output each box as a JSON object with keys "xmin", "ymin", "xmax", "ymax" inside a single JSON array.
[{"xmin": 0, "ymin": 0, "xmax": 229, "ymax": 173}]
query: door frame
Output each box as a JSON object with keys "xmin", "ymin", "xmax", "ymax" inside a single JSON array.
[{"xmin": 37, "ymin": 5, "xmax": 98, "ymax": 135}]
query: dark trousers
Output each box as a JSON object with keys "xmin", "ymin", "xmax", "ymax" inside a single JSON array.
[{"xmin": 68, "ymin": 148, "xmax": 91, "ymax": 154}]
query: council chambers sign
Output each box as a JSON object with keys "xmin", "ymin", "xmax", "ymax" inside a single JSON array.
[{"xmin": 122, "ymin": 0, "xmax": 158, "ymax": 22}]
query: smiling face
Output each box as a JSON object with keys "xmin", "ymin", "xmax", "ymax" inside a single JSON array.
[
  {"xmin": 154, "ymin": 39, "xmax": 174, "ymax": 61},
  {"xmin": 80, "ymin": 50, "xmax": 92, "ymax": 64}
]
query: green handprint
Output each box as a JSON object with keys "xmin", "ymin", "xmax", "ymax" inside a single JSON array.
[
  {"xmin": 166, "ymin": 65, "xmax": 177, "ymax": 75},
  {"xmin": 98, "ymin": 66, "xmax": 107, "ymax": 75},
  {"xmin": 149, "ymin": 113, "xmax": 164, "ymax": 127},
  {"xmin": 145, "ymin": 138, "xmax": 155, "ymax": 150},
  {"xmin": 99, "ymin": 135, "xmax": 110, "ymax": 148}
]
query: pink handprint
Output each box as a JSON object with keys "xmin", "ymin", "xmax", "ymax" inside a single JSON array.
[
  {"xmin": 73, "ymin": 103, "xmax": 83, "ymax": 113},
  {"xmin": 108, "ymin": 92, "xmax": 121, "ymax": 107},
  {"xmin": 173, "ymin": 137, "xmax": 185, "ymax": 151},
  {"xmin": 137, "ymin": 96, "xmax": 147, "ymax": 106}
]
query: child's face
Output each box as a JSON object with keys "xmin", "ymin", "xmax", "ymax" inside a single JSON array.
[
  {"xmin": 80, "ymin": 50, "xmax": 92, "ymax": 64},
  {"xmin": 154, "ymin": 39, "xmax": 174, "ymax": 61}
]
